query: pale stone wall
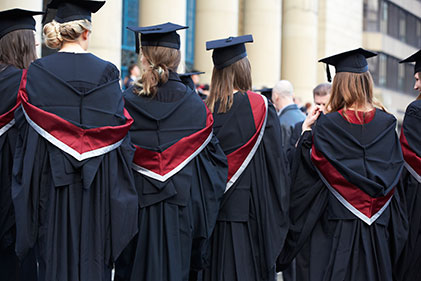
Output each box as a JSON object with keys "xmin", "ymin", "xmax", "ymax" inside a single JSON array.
[
  {"xmin": 194, "ymin": 0, "xmax": 239, "ymax": 84},
  {"xmin": 243, "ymin": 0, "xmax": 282, "ymax": 89},
  {"xmin": 139, "ymin": 0, "xmax": 187, "ymax": 73},
  {"xmin": 281, "ymin": 0, "xmax": 319, "ymax": 103},
  {"xmin": 90, "ymin": 1, "xmax": 123, "ymax": 70},
  {"xmin": 317, "ymin": 0, "xmax": 363, "ymax": 84}
]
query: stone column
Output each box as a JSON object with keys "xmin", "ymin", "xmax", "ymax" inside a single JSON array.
[
  {"xmin": 243, "ymin": 0, "xmax": 282, "ymax": 89},
  {"xmin": 0, "ymin": 0, "xmax": 44, "ymax": 57},
  {"xmin": 194, "ymin": 0, "xmax": 239, "ymax": 83},
  {"xmin": 90, "ymin": 0, "xmax": 123, "ymax": 70},
  {"xmin": 281, "ymin": 0, "xmax": 318, "ymax": 103},
  {"xmin": 139, "ymin": 0, "xmax": 187, "ymax": 73}
]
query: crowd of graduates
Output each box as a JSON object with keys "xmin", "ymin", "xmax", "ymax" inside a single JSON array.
[{"xmin": 0, "ymin": 1, "xmax": 420, "ymax": 281}]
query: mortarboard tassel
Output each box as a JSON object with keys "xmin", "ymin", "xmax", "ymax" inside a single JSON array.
[{"xmin": 326, "ymin": 64, "xmax": 331, "ymax": 82}]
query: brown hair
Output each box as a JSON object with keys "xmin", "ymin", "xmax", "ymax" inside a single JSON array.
[
  {"xmin": 133, "ymin": 46, "xmax": 180, "ymax": 96},
  {"xmin": 0, "ymin": 29, "xmax": 37, "ymax": 69},
  {"xmin": 43, "ymin": 19, "xmax": 92, "ymax": 49},
  {"xmin": 206, "ymin": 57, "xmax": 252, "ymax": 113},
  {"xmin": 327, "ymin": 71, "xmax": 385, "ymax": 120}
]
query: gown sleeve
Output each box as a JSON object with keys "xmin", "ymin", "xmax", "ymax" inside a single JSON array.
[{"xmin": 276, "ymin": 130, "xmax": 329, "ymax": 270}]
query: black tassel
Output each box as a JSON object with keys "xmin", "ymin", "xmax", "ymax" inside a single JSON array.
[
  {"xmin": 42, "ymin": 7, "xmax": 49, "ymax": 24},
  {"xmin": 326, "ymin": 64, "xmax": 331, "ymax": 82}
]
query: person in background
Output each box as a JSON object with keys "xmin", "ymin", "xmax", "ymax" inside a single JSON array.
[
  {"xmin": 202, "ymin": 34, "xmax": 289, "ymax": 281},
  {"xmin": 0, "ymin": 8, "xmax": 43, "ymax": 281},
  {"xmin": 179, "ymin": 71, "xmax": 207, "ymax": 99},
  {"xmin": 12, "ymin": 1, "xmax": 138, "ymax": 280},
  {"xmin": 288, "ymin": 83, "xmax": 332, "ymax": 161},
  {"xmin": 123, "ymin": 63, "xmax": 140, "ymax": 89},
  {"xmin": 271, "ymin": 80, "xmax": 306, "ymax": 151},
  {"xmin": 277, "ymin": 48, "xmax": 407, "ymax": 281},
  {"xmin": 114, "ymin": 23, "xmax": 227, "ymax": 281},
  {"xmin": 395, "ymin": 49, "xmax": 421, "ymax": 281}
]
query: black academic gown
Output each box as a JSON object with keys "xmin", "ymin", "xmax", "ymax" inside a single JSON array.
[
  {"xmin": 201, "ymin": 91, "xmax": 289, "ymax": 281},
  {"xmin": 114, "ymin": 72, "xmax": 227, "ymax": 281},
  {"xmin": 12, "ymin": 53, "xmax": 138, "ymax": 281},
  {"xmin": 278, "ymin": 109, "xmax": 408, "ymax": 281},
  {"xmin": 0, "ymin": 64, "xmax": 37, "ymax": 281},
  {"xmin": 395, "ymin": 100, "xmax": 421, "ymax": 281}
]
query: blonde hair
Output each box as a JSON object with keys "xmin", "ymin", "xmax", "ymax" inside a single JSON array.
[
  {"xmin": 206, "ymin": 57, "xmax": 252, "ymax": 113},
  {"xmin": 43, "ymin": 19, "xmax": 92, "ymax": 49},
  {"xmin": 327, "ymin": 71, "xmax": 385, "ymax": 120},
  {"xmin": 133, "ymin": 46, "xmax": 180, "ymax": 97}
]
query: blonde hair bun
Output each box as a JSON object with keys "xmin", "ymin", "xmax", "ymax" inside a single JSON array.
[{"xmin": 43, "ymin": 19, "xmax": 92, "ymax": 50}]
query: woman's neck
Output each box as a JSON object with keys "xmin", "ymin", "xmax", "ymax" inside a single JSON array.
[{"xmin": 59, "ymin": 42, "xmax": 87, "ymax": 53}]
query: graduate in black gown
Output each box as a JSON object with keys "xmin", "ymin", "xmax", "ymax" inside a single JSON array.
[
  {"xmin": 277, "ymin": 48, "xmax": 408, "ymax": 281},
  {"xmin": 12, "ymin": 1, "xmax": 138, "ymax": 280},
  {"xmin": 114, "ymin": 23, "xmax": 227, "ymax": 281},
  {"xmin": 0, "ymin": 8, "xmax": 43, "ymax": 281},
  {"xmin": 201, "ymin": 35, "xmax": 289, "ymax": 281},
  {"xmin": 395, "ymin": 50, "xmax": 421, "ymax": 281}
]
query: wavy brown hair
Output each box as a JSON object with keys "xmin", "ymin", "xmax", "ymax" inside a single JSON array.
[
  {"xmin": 327, "ymin": 71, "xmax": 385, "ymax": 120},
  {"xmin": 133, "ymin": 46, "xmax": 180, "ymax": 96},
  {"xmin": 0, "ymin": 29, "xmax": 37, "ymax": 69},
  {"xmin": 206, "ymin": 57, "xmax": 252, "ymax": 113}
]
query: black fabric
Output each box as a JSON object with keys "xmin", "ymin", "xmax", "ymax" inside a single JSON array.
[
  {"xmin": 46, "ymin": 0, "xmax": 105, "ymax": 23},
  {"xmin": 0, "ymin": 65, "xmax": 38, "ymax": 281},
  {"xmin": 33, "ymin": 52, "xmax": 119, "ymax": 94},
  {"xmin": 313, "ymin": 110, "xmax": 403, "ymax": 197},
  {"xmin": 200, "ymin": 92, "xmax": 290, "ymax": 281},
  {"xmin": 395, "ymin": 100, "xmax": 421, "ymax": 281},
  {"xmin": 206, "ymin": 35, "xmax": 253, "ymax": 69},
  {"xmin": 277, "ymin": 110, "xmax": 408, "ymax": 281},
  {"xmin": 12, "ymin": 60, "xmax": 138, "ymax": 281},
  {"xmin": 114, "ymin": 81, "xmax": 227, "ymax": 281},
  {"xmin": 401, "ymin": 100, "xmax": 421, "ymax": 157}
]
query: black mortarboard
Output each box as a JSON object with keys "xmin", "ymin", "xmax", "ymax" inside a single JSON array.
[
  {"xmin": 127, "ymin": 22, "xmax": 188, "ymax": 53},
  {"xmin": 256, "ymin": 87, "xmax": 273, "ymax": 101},
  {"xmin": 318, "ymin": 48, "xmax": 377, "ymax": 82},
  {"xmin": 206, "ymin": 34, "xmax": 254, "ymax": 70},
  {"xmin": 0, "ymin": 9, "xmax": 44, "ymax": 39},
  {"xmin": 46, "ymin": 0, "xmax": 105, "ymax": 23},
  {"xmin": 399, "ymin": 50, "xmax": 421, "ymax": 74},
  {"xmin": 179, "ymin": 72, "xmax": 204, "ymax": 90}
]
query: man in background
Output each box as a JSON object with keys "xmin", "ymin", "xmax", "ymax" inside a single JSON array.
[{"xmin": 272, "ymin": 80, "xmax": 306, "ymax": 151}]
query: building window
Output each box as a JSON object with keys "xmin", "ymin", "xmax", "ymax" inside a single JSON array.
[
  {"xmin": 185, "ymin": 0, "xmax": 196, "ymax": 71},
  {"xmin": 379, "ymin": 53, "xmax": 387, "ymax": 87},
  {"xmin": 121, "ymin": 0, "xmax": 139, "ymax": 80}
]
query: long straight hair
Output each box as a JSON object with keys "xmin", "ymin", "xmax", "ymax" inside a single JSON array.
[
  {"xmin": 206, "ymin": 57, "xmax": 252, "ymax": 113},
  {"xmin": 327, "ymin": 71, "xmax": 385, "ymax": 120},
  {"xmin": 0, "ymin": 29, "xmax": 37, "ymax": 69}
]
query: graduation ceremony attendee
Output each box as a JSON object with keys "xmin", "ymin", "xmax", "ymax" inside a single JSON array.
[
  {"xmin": 179, "ymin": 71, "xmax": 207, "ymax": 99},
  {"xmin": 256, "ymin": 87, "xmax": 273, "ymax": 102},
  {"xmin": 11, "ymin": 1, "xmax": 138, "ymax": 280},
  {"xmin": 0, "ymin": 8, "xmax": 43, "ymax": 281},
  {"xmin": 202, "ymin": 35, "xmax": 289, "ymax": 281},
  {"xmin": 114, "ymin": 23, "xmax": 227, "ymax": 281},
  {"xmin": 277, "ymin": 48, "xmax": 408, "ymax": 281},
  {"xmin": 288, "ymin": 82, "xmax": 331, "ymax": 162},
  {"xmin": 395, "ymin": 49, "xmax": 421, "ymax": 281},
  {"xmin": 123, "ymin": 63, "xmax": 141, "ymax": 90},
  {"xmin": 271, "ymin": 80, "xmax": 306, "ymax": 151}
]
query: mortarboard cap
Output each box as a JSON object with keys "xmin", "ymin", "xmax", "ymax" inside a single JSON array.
[
  {"xmin": 318, "ymin": 48, "xmax": 377, "ymax": 82},
  {"xmin": 256, "ymin": 87, "xmax": 273, "ymax": 101},
  {"xmin": 179, "ymin": 71, "xmax": 204, "ymax": 90},
  {"xmin": 206, "ymin": 34, "xmax": 253, "ymax": 70},
  {"xmin": 127, "ymin": 22, "xmax": 188, "ymax": 53},
  {"xmin": 46, "ymin": 0, "xmax": 105, "ymax": 23},
  {"xmin": 0, "ymin": 9, "xmax": 44, "ymax": 39},
  {"xmin": 399, "ymin": 49, "xmax": 421, "ymax": 75}
]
